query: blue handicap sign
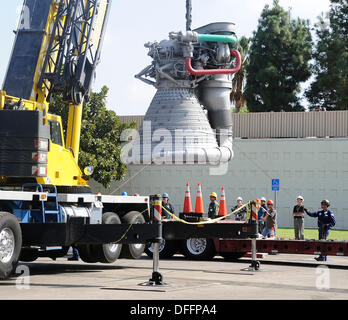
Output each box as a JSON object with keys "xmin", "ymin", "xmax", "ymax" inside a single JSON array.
[{"xmin": 272, "ymin": 179, "xmax": 280, "ymax": 191}]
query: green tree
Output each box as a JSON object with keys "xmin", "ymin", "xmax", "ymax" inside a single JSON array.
[
  {"xmin": 49, "ymin": 86, "xmax": 136, "ymax": 188},
  {"xmin": 230, "ymin": 36, "xmax": 250, "ymax": 113},
  {"xmin": 245, "ymin": 0, "xmax": 312, "ymax": 112},
  {"xmin": 306, "ymin": 0, "xmax": 348, "ymax": 110}
]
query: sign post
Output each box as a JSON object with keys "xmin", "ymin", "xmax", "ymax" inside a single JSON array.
[{"xmin": 272, "ymin": 179, "xmax": 280, "ymax": 209}]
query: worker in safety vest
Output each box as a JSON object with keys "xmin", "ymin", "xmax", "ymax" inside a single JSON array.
[
  {"xmin": 162, "ymin": 193, "xmax": 175, "ymax": 219},
  {"xmin": 208, "ymin": 192, "xmax": 219, "ymax": 219}
]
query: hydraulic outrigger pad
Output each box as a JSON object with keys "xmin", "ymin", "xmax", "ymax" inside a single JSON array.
[
  {"xmin": 241, "ymin": 238, "xmax": 261, "ymax": 272},
  {"xmin": 144, "ymin": 271, "xmax": 165, "ymax": 287},
  {"xmin": 139, "ymin": 240, "xmax": 169, "ymax": 287},
  {"xmin": 249, "ymin": 260, "xmax": 261, "ymax": 271}
]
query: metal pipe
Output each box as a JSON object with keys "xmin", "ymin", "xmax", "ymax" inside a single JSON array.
[
  {"xmin": 251, "ymin": 238, "xmax": 257, "ymax": 262},
  {"xmin": 198, "ymin": 34, "xmax": 237, "ymax": 45},
  {"xmin": 66, "ymin": 103, "xmax": 83, "ymax": 163},
  {"xmin": 185, "ymin": 50, "xmax": 241, "ymax": 76},
  {"xmin": 152, "ymin": 242, "xmax": 160, "ymax": 273}
]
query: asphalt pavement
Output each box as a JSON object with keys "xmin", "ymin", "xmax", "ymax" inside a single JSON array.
[{"xmin": 1, "ymin": 253, "xmax": 348, "ymax": 300}]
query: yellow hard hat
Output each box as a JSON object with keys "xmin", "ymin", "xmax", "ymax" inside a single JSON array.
[{"xmin": 210, "ymin": 192, "xmax": 217, "ymax": 198}]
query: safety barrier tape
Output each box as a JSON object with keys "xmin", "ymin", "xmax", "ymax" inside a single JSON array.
[
  {"xmin": 161, "ymin": 201, "xmax": 252, "ymax": 225},
  {"xmin": 108, "ymin": 200, "xmax": 254, "ymax": 245}
]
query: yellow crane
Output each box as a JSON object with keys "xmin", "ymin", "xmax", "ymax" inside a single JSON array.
[{"xmin": 0, "ymin": 0, "xmax": 111, "ymax": 189}]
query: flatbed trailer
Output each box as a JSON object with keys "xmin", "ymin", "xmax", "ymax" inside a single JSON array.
[
  {"xmin": 160, "ymin": 220, "xmax": 258, "ymax": 260},
  {"xmin": 146, "ymin": 217, "xmax": 348, "ymax": 265}
]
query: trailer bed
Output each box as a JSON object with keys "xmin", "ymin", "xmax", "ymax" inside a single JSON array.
[{"xmin": 215, "ymin": 238, "xmax": 348, "ymax": 257}]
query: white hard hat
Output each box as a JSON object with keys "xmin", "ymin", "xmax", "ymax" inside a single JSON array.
[
  {"xmin": 236, "ymin": 197, "xmax": 243, "ymax": 201},
  {"xmin": 297, "ymin": 195, "xmax": 304, "ymax": 200},
  {"xmin": 260, "ymin": 197, "xmax": 266, "ymax": 202}
]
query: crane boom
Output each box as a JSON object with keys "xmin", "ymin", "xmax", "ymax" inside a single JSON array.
[{"xmin": 3, "ymin": 0, "xmax": 52, "ymax": 104}]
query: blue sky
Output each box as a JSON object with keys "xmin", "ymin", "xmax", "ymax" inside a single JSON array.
[{"xmin": 0, "ymin": 0, "xmax": 330, "ymax": 115}]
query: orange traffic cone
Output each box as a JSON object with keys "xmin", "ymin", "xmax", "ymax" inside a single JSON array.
[
  {"xmin": 218, "ymin": 186, "xmax": 227, "ymax": 216},
  {"xmin": 194, "ymin": 182, "xmax": 204, "ymax": 214},
  {"xmin": 183, "ymin": 182, "xmax": 193, "ymax": 213}
]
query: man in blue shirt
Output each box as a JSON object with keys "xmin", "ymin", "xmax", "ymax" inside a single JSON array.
[
  {"xmin": 162, "ymin": 193, "xmax": 175, "ymax": 219},
  {"xmin": 304, "ymin": 199, "xmax": 336, "ymax": 261}
]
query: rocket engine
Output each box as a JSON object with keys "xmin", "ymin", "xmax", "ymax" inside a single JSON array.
[{"xmin": 124, "ymin": 22, "xmax": 241, "ymax": 165}]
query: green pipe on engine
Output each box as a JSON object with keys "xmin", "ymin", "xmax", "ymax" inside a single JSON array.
[{"xmin": 197, "ymin": 34, "xmax": 237, "ymax": 45}]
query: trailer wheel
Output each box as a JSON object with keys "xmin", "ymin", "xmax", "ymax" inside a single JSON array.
[
  {"xmin": 120, "ymin": 211, "xmax": 146, "ymax": 259},
  {"xmin": 0, "ymin": 212, "xmax": 22, "ymax": 279},
  {"xmin": 92, "ymin": 212, "xmax": 123, "ymax": 263},
  {"xmin": 180, "ymin": 238, "xmax": 216, "ymax": 261},
  {"xmin": 145, "ymin": 239, "xmax": 178, "ymax": 259},
  {"xmin": 220, "ymin": 252, "xmax": 246, "ymax": 261},
  {"xmin": 76, "ymin": 244, "xmax": 98, "ymax": 263}
]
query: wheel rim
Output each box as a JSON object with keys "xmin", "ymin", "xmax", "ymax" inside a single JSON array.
[
  {"xmin": 106, "ymin": 243, "xmax": 120, "ymax": 253},
  {"xmin": 0, "ymin": 228, "xmax": 15, "ymax": 263},
  {"xmin": 148, "ymin": 240, "xmax": 166, "ymax": 254},
  {"xmin": 186, "ymin": 238, "xmax": 207, "ymax": 255},
  {"xmin": 133, "ymin": 243, "xmax": 144, "ymax": 250}
]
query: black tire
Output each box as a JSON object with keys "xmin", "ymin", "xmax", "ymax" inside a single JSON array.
[
  {"xmin": 220, "ymin": 252, "xmax": 246, "ymax": 261},
  {"xmin": 91, "ymin": 212, "xmax": 123, "ymax": 263},
  {"xmin": 19, "ymin": 248, "xmax": 39, "ymax": 262},
  {"xmin": 180, "ymin": 238, "xmax": 216, "ymax": 261},
  {"xmin": 56, "ymin": 186, "xmax": 92, "ymax": 194},
  {"xmin": 145, "ymin": 239, "xmax": 179, "ymax": 259},
  {"xmin": 0, "ymin": 212, "xmax": 22, "ymax": 279},
  {"xmin": 75, "ymin": 244, "xmax": 98, "ymax": 263},
  {"xmin": 120, "ymin": 211, "xmax": 146, "ymax": 259}
]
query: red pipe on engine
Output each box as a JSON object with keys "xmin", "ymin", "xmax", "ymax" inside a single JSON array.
[{"xmin": 185, "ymin": 49, "xmax": 242, "ymax": 76}]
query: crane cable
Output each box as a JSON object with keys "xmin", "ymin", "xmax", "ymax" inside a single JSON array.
[
  {"xmin": 186, "ymin": 0, "xmax": 192, "ymax": 31},
  {"xmin": 109, "ymin": 164, "xmax": 152, "ymax": 195}
]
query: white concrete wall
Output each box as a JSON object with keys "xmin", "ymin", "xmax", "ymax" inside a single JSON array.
[{"xmin": 91, "ymin": 138, "xmax": 348, "ymax": 230}]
